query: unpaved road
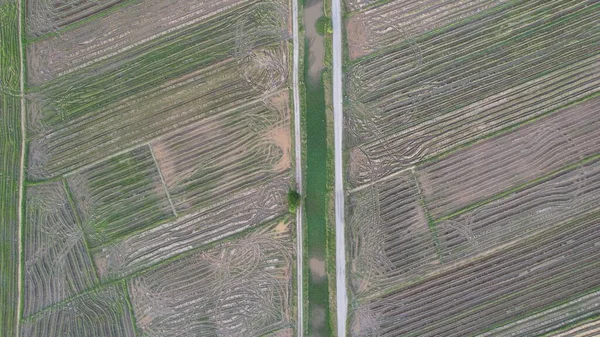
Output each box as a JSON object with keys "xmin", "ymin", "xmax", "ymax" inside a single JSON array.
[
  {"xmin": 332, "ymin": 0, "xmax": 347, "ymax": 335},
  {"xmin": 291, "ymin": 0, "xmax": 304, "ymax": 335}
]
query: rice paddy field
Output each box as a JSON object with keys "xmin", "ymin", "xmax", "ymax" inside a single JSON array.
[
  {"xmin": 1, "ymin": 0, "xmax": 298, "ymax": 335},
  {"xmin": 344, "ymin": 0, "xmax": 600, "ymax": 336}
]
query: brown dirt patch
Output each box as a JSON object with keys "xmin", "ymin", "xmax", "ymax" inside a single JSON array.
[
  {"xmin": 265, "ymin": 126, "xmax": 291, "ymax": 172},
  {"xmin": 309, "ymin": 257, "xmax": 326, "ymax": 281},
  {"xmin": 346, "ymin": 16, "xmax": 370, "ymax": 59}
]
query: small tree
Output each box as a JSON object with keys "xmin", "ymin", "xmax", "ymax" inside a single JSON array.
[
  {"xmin": 315, "ymin": 16, "xmax": 332, "ymax": 36},
  {"xmin": 288, "ymin": 189, "xmax": 301, "ymax": 214}
]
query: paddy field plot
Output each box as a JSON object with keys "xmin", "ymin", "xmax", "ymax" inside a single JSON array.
[
  {"xmin": 23, "ymin": 182, "xmax": 98, "ymax": 317},
  {"xmin": 345, "ymin": 0, "xmax": 600, "ymax": 335},
  {"xmin": 128, "ymin": 220, "xmax": 294, "ymax": 337},
  {"xmin": 15, "ymin": 0, "xmax": 296, "ymax": 335},
  {"xmin": 345, "ymin": 0, "xmax": 600, "ymax": 186},
  {"xmin": 21, "ymin": 285, "xmax": 136, "ymax": 337}
]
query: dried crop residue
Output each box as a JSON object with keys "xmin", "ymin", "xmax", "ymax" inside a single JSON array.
[
  {"xmin": 346, "ymin": 17, "xmax": 370, "ymax": 59},
  {"xmin": 347, "ymin": 174, "xmax": 439, "ymax": 298},
  {"xmin": 92, "ymin": 176, "xmax": 289, "ymax": 279},
  {"xmin": 418, "ymin": 97, "xmax": 600, "ymax": 219},
  {"xmin": 27, "ymin": 0, "xmax": 249, "ymax": 84},
  {"xmin": 128, "ymin": 221, "xmax": 294, "ymax": 336},
  {"xmin": 347, "ymin": 0, "xmax": 508, "ymax": 58}
]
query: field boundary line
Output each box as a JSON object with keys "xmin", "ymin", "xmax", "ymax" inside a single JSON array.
[
  {"xmin": 53, "ymin": 90, "xmax": 286, "ymax": 180},
  {"xmin": 16, "ymin": 0, "xmax": 26, "ymax": 333},
  {"xmin": 348, "ymin": 166, "xmax": 415, "ymax": 193},
  {"xmin": 148, "ymin": 144, "xmax": 178, "ymax": 218}
]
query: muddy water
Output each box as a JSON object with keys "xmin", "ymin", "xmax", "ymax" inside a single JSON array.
[
  {"xmin": 305, "ymin": 0, "xmax": 326, "ymax": 81},
  {"xmin": 303, "ymin": 0, "xmax": 331, "ymax": 336}
]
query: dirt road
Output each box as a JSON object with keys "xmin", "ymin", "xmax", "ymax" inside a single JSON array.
[
  {"xmin": 332, "ymin": 0, "xmax": 347, "ymax": 335},
  {"xmin": 292, "ymin": 0, "xmax": 304, "ymax": 335},
  {"xmin": 16, "ymin": 0, "xmax": 27, "ymax": 335}
]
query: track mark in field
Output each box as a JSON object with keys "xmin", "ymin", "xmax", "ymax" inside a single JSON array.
[{"xmin": 148, "ymin": 144, "xmax": 178, "ymax": 218}]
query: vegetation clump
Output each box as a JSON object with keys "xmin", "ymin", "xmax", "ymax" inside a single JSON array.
[
  {"xmin": 287, "ymin": 189, "xmax": 301, "ymax": 213},
  {"xmin": 315, "ymin": 16, "xmax": 332, "ymax": 36}
]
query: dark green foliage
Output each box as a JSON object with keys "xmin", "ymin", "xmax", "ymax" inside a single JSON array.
[{"xmin": 288, "ymin": 189, "xmax": 301, "ymax": 213}]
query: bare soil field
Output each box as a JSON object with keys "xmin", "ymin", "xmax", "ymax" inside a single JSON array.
[
  {"xmin": 418, "ymin": 96, "xmax": 600, "ymax": 219},
  {"xmin": 128, "ymin": 220, "xmax": 294, "ymax": 336},
  {"xmin": 351, "ymin": 211, "xmax": 600, "ymax": 337},
  {"xmin": 345, "ymin": 0, "xmax": 600, "ymax": 187},
  {"xmin": 21, "ymin": 285, "xmax": 136, "ymax": 337},
  {"xmin": 26, "ymin": 0, "xmax": 125, "ymax": 37},
  {"xmin": 23, "ymin": 182, "xmax": 98, "ymax": 317}
]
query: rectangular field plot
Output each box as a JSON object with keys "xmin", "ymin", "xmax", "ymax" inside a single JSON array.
[
  {"xmin": 350, "ymin": 212, "xmax": 600, "ymax": 337},
  {"xmin": 21, "ymin": 285, "xmax": 136, "ymax": 337},
  {"xmin": 26, "ymin": 0, "xmax": 263, "ymax": 84},
  {"xmin": 28, "ymin": 53, "xmax": 287, "ymax": 179},
  {"xmin": 435, "ymin": 157, "xmax": 600, "ymax": 263},
  {"xmin": 346, "ymin": 0, "xmax": 507, "ymax": 58},
  {"xmin": 93, "ymin": 175, "xmax": 289, "ymax": 280},
  {"xmin": 66, "ymin": 146, "xmax": 175, "ymax": 248},
  {"xmin": 417, "ymin": 96, "xmax": 600, "ymax": 219},
  {"xmin": 128, "ymin": 220, "xmax": 294, "ymax": 337},
  {"xmin": 151, "ymin": 96, "xmax": 290, "ymax": 213},
  {"xmin": 347, "ymin": 174, "xmax": 439, "ymax": 298},
  {"xmin": 346, "ymin": 0, "xmax": 600, "ymax": 186},
  {"xmin": 23, "ymin": 182, "xmax": 98, "ymax": 317},
  {"xmin": 26, "ymin": 0, "xmax": 125, "ymax": 37}
]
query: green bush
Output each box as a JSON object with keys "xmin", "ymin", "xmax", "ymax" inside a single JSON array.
[
  {"xmin": 287, "ymin": 189, "xmax": 301, "ymax": 214},
  {"xmin": 315, "ymin": 16, "xmax": 332, "ymax": 36}
]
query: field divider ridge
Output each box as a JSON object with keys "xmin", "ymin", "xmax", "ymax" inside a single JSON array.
[{"xmin": 148, "ymin": 143, "xmax": 178, "ymax": 218}]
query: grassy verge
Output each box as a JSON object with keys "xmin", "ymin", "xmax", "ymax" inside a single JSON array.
[{"xmin": 0, "ymin": 1, "xmax": 23, "ymax": 335}]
